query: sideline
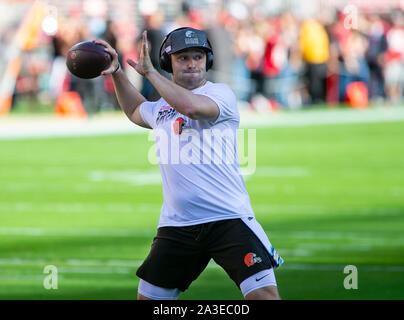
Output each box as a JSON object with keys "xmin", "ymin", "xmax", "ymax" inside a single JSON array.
[{"xmin": 1, "ymin": 106, "xmax": 404, "ymax": 140}]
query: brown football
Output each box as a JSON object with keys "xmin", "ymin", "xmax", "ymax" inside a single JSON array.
[{"xmin": 66, "ymin": 41, "xmax": 112, "ymax": 79}]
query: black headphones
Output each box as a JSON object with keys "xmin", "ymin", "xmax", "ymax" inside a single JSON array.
[{"xmin": 159, "ymin": 27, "xmax": 214, "ymax": 73}]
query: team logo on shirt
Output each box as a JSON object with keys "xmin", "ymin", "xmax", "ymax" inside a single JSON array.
[
  {"xmin": 244, "ymin": 252, "xmax": 262, "ymax": 267},
  {"xmin": 156, "ymin": 105, "xmax": 177, "ymax": 124},
  {"xmin": 173, "ymin": 117, "xmax": 186, "ymax": 135}
]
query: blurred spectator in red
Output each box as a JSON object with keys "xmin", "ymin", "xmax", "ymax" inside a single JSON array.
[
  {"xmin": 245, "ymin": 16, "xmax": 267, "ymax": 102},
  {"xmin": 324, "ymin": 10, "xmax": 341, "ymax": 105},
  {"xmin": 384, "ymin": 11, "xmax": 404, "ymax": 103},
  {"xmin": 266, "ymin": 12, "xmax": 304, "ymax": 108},
  {"xmin": 262, "ymin": 16, "xmax": 285, "ymax": 103}
]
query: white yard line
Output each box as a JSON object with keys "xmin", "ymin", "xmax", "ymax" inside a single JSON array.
[
  {"xmin": 1, "ymin": 107, "xmax": 404, "ymax": 140},
  {"xmin": 0, "ymin": 275, "xmax": 58, "ymax": 281},
  {"xmin": 0, "ymin": 227, "xmax": 403, "ymax": 243},
  {"xmin": 239, "ymin": 106, "xmax": 404, "ymax": 128},
  {"xmin": 0, "ymin": 202, "xmax": 161, "ymax": 215},
  {"xmin": 0, "ymin": 258, "xmax": 403, "ymax": 276},
  {"xmin": 89, "ymin": 169, "xmax": 162, "ymax": 186},
  {"xmin": 87, "ymin": 166, "xmax": 310, "ymax": 186},
  {"xmin": 0, "ymin": 114, "xmax": 148, "ymax": 140},
  {"xmin": 282, "ymin": 264, "xmax": 404, "ymax": 272},
  {"xmin": 0, "ymin": 227, "xmax": 156, "ymax": 237}
]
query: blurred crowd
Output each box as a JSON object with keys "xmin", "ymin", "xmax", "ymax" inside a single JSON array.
[{"xmin": 2, "ymin": 0, "xmax": 404, "ymax": 114}]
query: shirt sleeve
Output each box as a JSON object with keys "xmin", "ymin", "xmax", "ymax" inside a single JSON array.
[
  {"xmin": 139, "ymin": 101, "xmax": 157, "ymax": 129},
  {"xmin": 197, "ymin": 83, "xmax": 239, "ymax": 125}
]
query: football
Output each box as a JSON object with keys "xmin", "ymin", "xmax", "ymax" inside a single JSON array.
[{"xmin": 66, "ymin": 41, "xmax": 112, "ymax": 79}]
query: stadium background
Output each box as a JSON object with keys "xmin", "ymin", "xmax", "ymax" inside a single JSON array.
[{"xmin": 0, "ymin": 0, "xmax": 403, "ymax": 299}]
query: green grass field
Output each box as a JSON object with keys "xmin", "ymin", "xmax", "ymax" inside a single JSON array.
[{"xmin": 1, "ymin": 117, "xmax": 404, "ymax": 300}]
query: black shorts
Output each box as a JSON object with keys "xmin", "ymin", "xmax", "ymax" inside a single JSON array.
[{"xmin": 136, "ymin": 218, "xmax": 276, "ymax": 292}]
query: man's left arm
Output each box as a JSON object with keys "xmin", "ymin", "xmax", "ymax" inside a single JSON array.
[{"xmin": 146, "ymin": 70, "xmax": 219, "ymax": 120}]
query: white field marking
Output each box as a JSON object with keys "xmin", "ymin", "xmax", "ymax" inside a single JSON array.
[
  {"xmin": 0, "ymin": 202, "xmax": 161, "ymax": 214},
  {"xmin": 2, "ymin": 107, "xmax": 404, "ymax": 140},
  {"xmin": 239, "ymin": 106, "xmax": 404, "ymax": 129},
  {"xmin": 0, "ymin": 275, "xmax": 64, "ymax": 281},
  {"xmin": 0, "ymin": 258, "xmax": 175, "ymax": 270},
  {"xmin": 1, "ymin": 166, "xmax": 153, "ymax": 178},
  {"xmin": 295, "ymin": 243, "xmax": 373, "ymax": 252},
  {"xmin": 0, "ymin": 166, "xmax": 86, "ymax": 178},
  {"xmin": 254, "ymin": 204, "xmax": 404, "ymax": 216},
  {"xmin": 281, "ymin": 264, "xmax": 404, "ymax": 273},
  {"xmin": 253, "ymin": 203, "xmax": 326, "ymax": 214},
  {"xmin": 273, "ymin": 249, "xmax": 313, "ymax": 257},
  {"xmin": 57, "ymin": 267, "xmax": 132, "ymax": 274},
  {"xmin": 0, "ymin": 258, "xmax": 48, "ymax": 265},
  {"xmin": 270, "ymin": 230, "xmax": 404, "ymax": 241},
  {"xmin": 246, "ymin": 166, "xmax": 310, "ymax": 178},
  {"xmin": 0, "ymin": 183, "xmax": 68, "ymax": 192},
  {"xmin": 4, "ymin": 200, "xmax": 400, "ymax": 217},
  {"xmin": 279, "ymin": 243, "xmax": 386, "ymax": 256},
  {"xmin": 2, "ymin": 264, "xmax": 404, "ymax": 282},
  {"xmin": 90, "ymin": 170, "xmax": 162, "ymax": 186},
  {"xmin": 269, "ymin": 230, "xmax": 361, "ymax": 240},
  {"xmin": 1, "ymin": 228, "xmax": 404, "ymax": 247},
  {"xmin": 0, "ymin": 258, "xmax": 403, "ymax": 275},
  {"xmin": 0, "ymin": 114, "xmax": 148, "ymax": 140},
  {"xmin": 357, "ymin": 208, "xmax": 404, "ymax": 217},
  {"xmin": 89, "ymin": 166, "xmax": 309, "ymax": 187},
  {"xmin": 0, "ymin": 183, "xmax": 141, "ymax": 194},
  {"xmin": 0, "ymin": 258, "xmax": 143, "ymax": 267},
  {"xmin": 243, "ymin": 166, "xmax": 310, "ymax": 182},
  {"xmin": 0, "ymin": 227, "xmax": 156, "ymax": 237},
  {"xmin": 66, "ymin": 259, "xmax": 144, "ymax": 267}
]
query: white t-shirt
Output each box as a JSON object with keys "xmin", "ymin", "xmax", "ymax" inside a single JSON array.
[{"xmin": 139, "ymin": 81, "xmax": 254, "ymax": 227}]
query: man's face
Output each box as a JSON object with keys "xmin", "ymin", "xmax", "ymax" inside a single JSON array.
[{"xmin": 171, "ymin": 48, "xmax": 207, "ymax": 90}]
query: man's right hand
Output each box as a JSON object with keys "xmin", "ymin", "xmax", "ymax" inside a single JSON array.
[{"xmin": 92, "ymin": 39, "xmax": 120, "ymax": 76}]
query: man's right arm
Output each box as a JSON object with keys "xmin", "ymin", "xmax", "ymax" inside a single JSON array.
[{"xmin": 111, "ymin": 67, "xmax": 150, "ymax": 129}]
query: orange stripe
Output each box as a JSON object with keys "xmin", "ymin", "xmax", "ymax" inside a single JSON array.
[
  {"xmin": 0, "ymin": 1, "xmax": 47, "ymax": 115},
  {"xmin": 0, "ymin": 96, "xmax": 13, "ymax": 115}
]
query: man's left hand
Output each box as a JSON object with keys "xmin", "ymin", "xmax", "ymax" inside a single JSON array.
[{"xmin": 127, "ymin": 30, "xmax": 155, "ymax": 76}]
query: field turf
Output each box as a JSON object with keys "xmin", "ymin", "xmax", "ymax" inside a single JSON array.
[{"xmin": 0, "ymin": 118, "xmax": 403, "ymax": 299}]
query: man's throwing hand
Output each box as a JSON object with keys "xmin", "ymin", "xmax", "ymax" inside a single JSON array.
[
  {"xmin": 127, "ymin": 31, "xmax": 155, "ymax": 76},
  {"xmin": 92, "ymin": 39, "xmax": 120, "ymax": 76}
]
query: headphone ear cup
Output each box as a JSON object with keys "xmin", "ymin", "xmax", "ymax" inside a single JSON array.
[
  {"xmin": 206, "ymin": 51, "xmax": 214, "ymax": 71},
  {"xmin": 160, "ymin": 51, "xmax": 172, "ymax": 73},
  {"xmin": 205, "ymin": 38, "xmax": 214, "ymax": 71}
]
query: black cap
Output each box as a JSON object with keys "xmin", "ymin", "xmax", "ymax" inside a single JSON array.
[{"xmin": 162, "ymin": 28, "xmax": 212, "ymax": 55}]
